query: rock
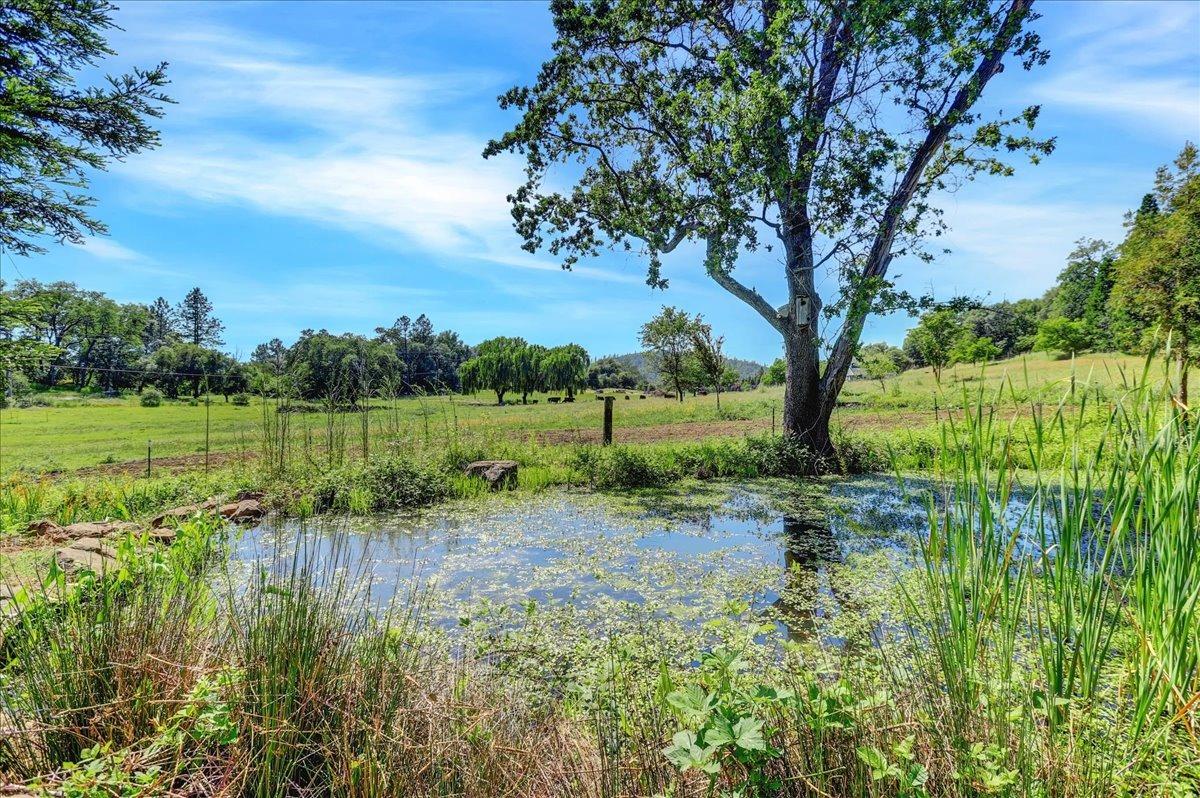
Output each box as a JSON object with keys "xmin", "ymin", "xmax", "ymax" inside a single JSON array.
[
  {"xmin": 61, "ymin": 520, "xmax": 138, "ymax": 539},
  {"xmin": 150, "ymin": 498, "xmax": 220, "ymax": 528},
  {"xmin": 463, "ymin": 460, "xmax": 519, "ymax": 491},
  {"xmin": 55, "ymin": 537, "xmax": 118, "ymax": 573},
  {"xmin": 26, "ymin": 519, "xmax": 63, "ymax": 536},
  {"xmin": 146, "ymin": 527, "xmax": 177, "ymax": 544},
  {"xmin": 28, "ymin": 518, "xmax": 137, "ymax": 540},
  {"xmin": 219, "ymin": 498, "xmax": 266, "ymax": 523}
]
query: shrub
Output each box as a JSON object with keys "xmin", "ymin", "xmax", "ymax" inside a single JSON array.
[
  {"xmin": 595, "ymin": 446, "xmax": 676, "ymax": 489},
  {"xmin": 745, "ymin": 434, "xmax": 816, "ymax": 476},
  {"xmin": 313, "ymin": 456, "xmax": 448, "ymax": 512},
  {"xmin": 139, "ymin": 388, "xmax": 164, "ymax": 407},
  {"xmin": 230, "ymin": 392, "xmax": 251, "ymax": 406}
]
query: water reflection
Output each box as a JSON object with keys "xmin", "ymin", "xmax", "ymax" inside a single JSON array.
[
  {"xmin": 233, "ymin": 477, "xmax": 931, "ymax": 644},
  {"xmin": 771, "ymin": 513, "xmax": 874, "ymax": 651}
]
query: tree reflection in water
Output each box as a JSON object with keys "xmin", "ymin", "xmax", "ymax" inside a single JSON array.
[{"xmin": 773, "ymin": 515, "xmax": 864, "ymax": 649}]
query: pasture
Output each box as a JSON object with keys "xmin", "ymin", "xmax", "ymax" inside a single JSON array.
[{"xmin": 0, "ymin": 352, "xmax": 1150, "ymax": 476}]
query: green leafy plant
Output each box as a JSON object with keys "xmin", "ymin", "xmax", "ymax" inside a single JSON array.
[{"xmin": 660, "ymin": 648, "xmax": 787, "ymax": 797}]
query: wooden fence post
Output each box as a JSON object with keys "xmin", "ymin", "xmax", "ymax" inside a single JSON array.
[{"xmin": 603, "ymin": 396, "xmax": 614, "ymax": 445}]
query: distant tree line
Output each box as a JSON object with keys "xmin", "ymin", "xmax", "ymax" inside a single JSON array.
[
  {"xmin": 251, "ymin": 314, "xmax": 473, "ymax": 402},
  {"xmin": 0, "ymin": 280, "xmax": 602, "ymax": 408},
  {"xmin": 0, "ymin": 282, "xmax": 246, "ymax": 400}
]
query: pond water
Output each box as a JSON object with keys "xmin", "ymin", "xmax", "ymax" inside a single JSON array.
[{"xmin": 230, "ymin": 476, "xmax": 951, "ymax": 645}]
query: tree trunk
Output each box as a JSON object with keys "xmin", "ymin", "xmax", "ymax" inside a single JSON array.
[
  {"xmin": 495, "ymin": 389, "xmax": 505, "ymax": 405},
  {"xmin": 782, "ymin": 325, "xmax": 834, "ymax": 466}
]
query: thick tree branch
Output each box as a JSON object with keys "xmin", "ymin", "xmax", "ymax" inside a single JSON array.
[
  {"xmin": 706, "ymin": 238, "xmax": 784, "ymax": 334},
  {"xmin": 819, "ymin": 0, "xmax": 1035, "ymax": 414}
]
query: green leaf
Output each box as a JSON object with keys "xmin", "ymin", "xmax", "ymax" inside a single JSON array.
[
  {"xmin": 665, "ymin": 685, "xmax": 714, "ymax": 724},
  {"xmin": 662, "ymin": 730, "xmax": 719, "ymax": 775},
  {"xmin": 731, "ymin": 716, "xmax": 766, "ymax": 752},
  {"xmin": 857, "ymin": 745, "xmax": 893, "ymax": 781}
]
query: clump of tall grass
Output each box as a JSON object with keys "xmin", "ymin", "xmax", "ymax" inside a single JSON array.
[
  {"xmin": 2, "ymin": 525, "xmax": 599, "ymax": 795},
  {"xmin": 0, "ymin": 520, "xmax": 222, "ymax": 778},
  {"xmin": 896, "ymin": 364, "xmax": 1200, "ymax": 794}
]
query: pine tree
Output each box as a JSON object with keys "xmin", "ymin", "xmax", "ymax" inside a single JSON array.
[
  {"xmin": 143, "ymin": 297, "xmax": 178, "ymax": 352},
  {"xmin": 176, "ymin": 288, "xmax": 224, "ymax": 347},
  {"xmin": 2, "ymin": 0, "xmax": 170, "ymax": 257}
]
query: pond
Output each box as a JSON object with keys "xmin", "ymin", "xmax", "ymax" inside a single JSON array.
[{"xmin": 230, "ymin": 476, "xmax": 951, "ymax": 647}]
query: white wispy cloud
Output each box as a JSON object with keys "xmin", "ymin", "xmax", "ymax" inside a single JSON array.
[
  {"xmin": 1034, "ymin": 1, "xmax": 1200, "ymax": 138},
  {"xmin": 112, "ymin": 18, "xmax": 637, "ymax": 285},
  {"xmin": 66, "ymin": 237, "xmax": 190, "ymax": 279},
  {"xmin": 67, "ymin": 237, "xmax": 146, "ymax": 262}
]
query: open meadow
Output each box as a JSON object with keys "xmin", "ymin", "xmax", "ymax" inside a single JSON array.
[{"xmin": 0, "ymin": 352, "xmax": 1149, "ymax": 476}]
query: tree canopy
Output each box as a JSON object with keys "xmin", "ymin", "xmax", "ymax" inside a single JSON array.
[
  {"xmin": 1109, "ymin": 143, "xmax": 1200, "ymax": 405},
  {"xmin": 487, "ymin": 0, "xmax": 1050, "ymax": 460},
  {"xmin": 1, "ymin": 0, "xmax": 170, "ymax": 256}
]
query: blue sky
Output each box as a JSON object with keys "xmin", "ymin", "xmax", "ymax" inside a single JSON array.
[{"xmin": 5, "ymin": 1, "xmax": 1198, "ymax": 363}]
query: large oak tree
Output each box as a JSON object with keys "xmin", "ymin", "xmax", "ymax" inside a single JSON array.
[{"xmin": 487, "ymin": 0, "xmax": 1051, "ymax": 464}]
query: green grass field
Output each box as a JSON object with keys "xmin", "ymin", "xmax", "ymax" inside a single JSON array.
[{"xmin": 0, "ymin": 351, "xmax": 1158, "ymax": 475}]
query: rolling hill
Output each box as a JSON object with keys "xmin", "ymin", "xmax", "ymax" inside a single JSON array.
[{"xmin": 605, "ymin": 351, "xmax": 768, "ymax": 384}]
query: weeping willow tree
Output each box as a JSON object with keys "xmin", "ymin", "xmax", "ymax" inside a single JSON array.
[
  {"xmin": 459, "ymin": 336, "xmax": 526, "ymax": 404},
  {"xmin": 541, "ymin": 343, "xmax": 590, "ymax": 399},
  {"xmin": 486, "ymin": 0, "xmax": 1052, "ymax": 466}
]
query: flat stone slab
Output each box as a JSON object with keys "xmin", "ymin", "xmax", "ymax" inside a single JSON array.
[
  {"xmin": 28, "ymin": 518, "xmax": 140, "ymax": 537},
  {"xmin": 55, "ymin": 537, "xmax": 118, "ymax": 574}
]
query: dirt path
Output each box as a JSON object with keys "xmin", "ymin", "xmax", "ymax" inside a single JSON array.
[{"xmin": 60, "ymin": 450, "xmax": 253, "ymax": 479}]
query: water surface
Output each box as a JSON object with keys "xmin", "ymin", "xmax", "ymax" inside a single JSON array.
[{"xmin": 232, "ymin": 476, "xmax": 942, "ymax": 644}]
